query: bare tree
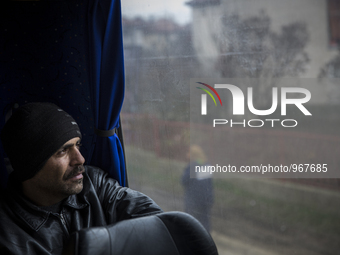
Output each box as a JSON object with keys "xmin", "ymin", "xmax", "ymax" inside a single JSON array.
[
  {"xmin": 318, "ymin": 48, "xmax": 340, "ymax": 103},
  {"xmin": 216, "ymin": 11, "xmax": 310, "ymax": 108}
]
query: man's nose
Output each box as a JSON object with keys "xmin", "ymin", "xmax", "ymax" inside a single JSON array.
[{"xmin": 70, "ymin": 147, "xmax": 85, "ymax": 166}]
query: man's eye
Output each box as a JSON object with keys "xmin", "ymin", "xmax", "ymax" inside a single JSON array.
[
  {"xmin": 76, "ymin": 143, "xmax": 82, "ymax": 149},
  {"xmin": 57, "ymin": 149, "xmax": 67, "ymax": 155}
]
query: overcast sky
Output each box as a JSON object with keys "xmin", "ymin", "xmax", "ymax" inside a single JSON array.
[{"xmin": 121, "ymin": 0, "xmax": 192, "ymax": 25}]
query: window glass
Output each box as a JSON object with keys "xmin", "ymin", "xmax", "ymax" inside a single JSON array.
[
  {"xmin": 328, "ymin": 0, "xmax": 340, "ymax": 47},
  {"xmin": 121, "ymin": 1, "xmax": 340, "ymax": 254}
]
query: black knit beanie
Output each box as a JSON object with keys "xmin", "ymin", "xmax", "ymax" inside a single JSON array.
[{"xmin": 0, "ymin": 102, "xmax": 82, "ymax": 182}]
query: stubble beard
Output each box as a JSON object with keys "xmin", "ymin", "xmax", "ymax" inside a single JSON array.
[{"xmin": 61, "ymin": 165, "xmax": 85, "ymax": 196}]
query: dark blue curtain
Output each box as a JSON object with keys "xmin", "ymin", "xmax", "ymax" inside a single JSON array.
[
  {"xmin": 87, "ymin": 0, "xmax": 126, "ymax": 186},
  {"xmin": 0, "ymin": 0, "xmax": 126, "ymax": 189}
]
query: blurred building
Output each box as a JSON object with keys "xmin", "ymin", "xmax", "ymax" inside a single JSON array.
[
  {"xmin": 122, "ymin": 17, "xmax": 192, "ymax": 58},
  {"xmin": 122, "ymin": 17, "xmax": 196, "ymax": 118}
]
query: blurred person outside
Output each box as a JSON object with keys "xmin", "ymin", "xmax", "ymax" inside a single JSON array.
[{"xmin": 182, "ymin": 145, "xmax": 214, "ymax": 232}]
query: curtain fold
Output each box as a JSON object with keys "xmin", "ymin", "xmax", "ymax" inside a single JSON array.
[
  {"xmin": 87, "ymin": 0, "xmax": 126, "ymax": 186},
  {"xmin": 0, "ymin": 151, "xmax": 8, "ymax": 190}
]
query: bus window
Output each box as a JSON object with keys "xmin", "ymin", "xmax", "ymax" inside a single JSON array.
[{"xmin": 121, "ymin": 1, "xmax": 340, "ymax": 254}]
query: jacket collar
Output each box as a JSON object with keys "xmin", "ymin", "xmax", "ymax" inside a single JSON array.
[
  {"xmin": 6, "ymin": 174, "xmax": 88, "ymax": 232},
  {"xmin": 64, "ymin": 193, "xmax": 88, "ymax": 209}
]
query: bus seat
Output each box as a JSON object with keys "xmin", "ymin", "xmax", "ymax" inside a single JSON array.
[{"xmin": 62, "ymin": 211, "xmax": 218, "ymax": 255}]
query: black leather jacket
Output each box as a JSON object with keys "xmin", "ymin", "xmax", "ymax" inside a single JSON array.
[{"xmin": 0, "ymin": 166, "xmax": 162, "ymax": 255}]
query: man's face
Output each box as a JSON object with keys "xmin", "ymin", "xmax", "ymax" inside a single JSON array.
[{"xmin": 26, "ymin": 137, "xmax": 85, "ymax": 201}]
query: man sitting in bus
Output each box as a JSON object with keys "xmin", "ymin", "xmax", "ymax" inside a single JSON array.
[{"xmin": 0, "ymin": 102, "xmax": 163, "ymax": 255}]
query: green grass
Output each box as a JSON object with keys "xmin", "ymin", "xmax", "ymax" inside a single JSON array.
[
  {"xmin": 125, "ymin": 145, "xmax": 340, "ymax": 245},
  {"xmin": 212, "ymin": 178, "xmax": 340, "ymax": 234}
]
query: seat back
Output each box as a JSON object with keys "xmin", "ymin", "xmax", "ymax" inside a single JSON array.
[{"xmin": 62, "ymin": 211, "xmax": 218, "ymax": 255}]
